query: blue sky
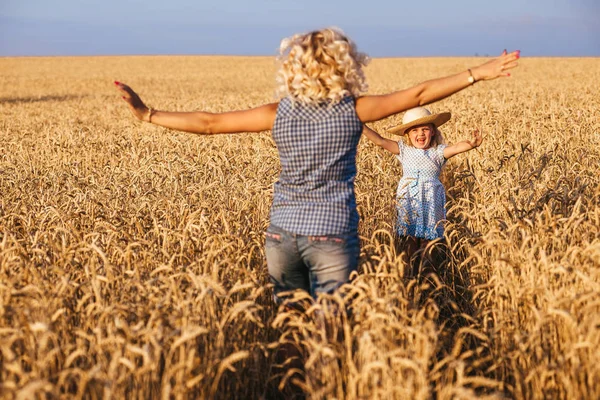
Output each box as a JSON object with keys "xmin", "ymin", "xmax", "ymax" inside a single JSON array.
[{"xmin": 1, "ymin": 0, "xmax": 599, "ymax": 57}]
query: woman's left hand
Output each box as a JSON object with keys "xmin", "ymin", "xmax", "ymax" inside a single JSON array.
[
  {"xmin": 472, "ymin": 50, "xmax": 520, "ymax": 81},
  {"xmin": 114, "ymin": 81, "xmax": 150, "ymax": 121}
]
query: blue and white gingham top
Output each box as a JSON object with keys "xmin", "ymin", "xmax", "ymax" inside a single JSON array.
[{"xmin": 270, "ymin": 96, "xmax": 363, "ymax": 235}]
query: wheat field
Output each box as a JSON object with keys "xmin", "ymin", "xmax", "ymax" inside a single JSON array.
[{"xmin": 0, "ymin": 55, "xmax": 599, "ymax": 399}]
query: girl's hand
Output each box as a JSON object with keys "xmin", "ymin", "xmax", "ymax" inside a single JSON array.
[
  {"xmin": 466, "ymin": 129, "xmax": 483, "ymax": 149},
  {"xmin": 472, "ymin": 50, "xmax": 520, "ymax": 81},
  {"xmin": 443, "ymin": 129, "xmax": 483, "ymax": 158},
  {"xmin": 114, "ymin": 81, "xmax": 151, "ymax": 121}
]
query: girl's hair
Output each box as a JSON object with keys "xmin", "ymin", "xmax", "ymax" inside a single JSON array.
[
  {"xmin": 275, "ymin": 27, "xmax": 369, "ymax": 105},
  {"xmin": 404, "ymin": 124, "xmax": 446, "ymax": 148}
]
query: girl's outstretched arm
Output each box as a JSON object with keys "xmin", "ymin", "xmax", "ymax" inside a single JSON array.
[
  {"xmin": 115, "ymin": 82, "xmax": 278, "ymax": 134},
  {"xmin": 362, "ymin": 125, "xmax": 400, "ymax": 155},
  {"xmin": 355, "ymin": 50, "xmax": 520, "ymax": 122},
  {"xmin": 443, "ymin": 129, "xmax": 483, "ymax": 159}
]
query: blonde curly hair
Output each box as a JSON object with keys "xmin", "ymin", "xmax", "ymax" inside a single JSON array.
[{"xmin": 275, "ymin": 27, "xmax": 369, "ymax": 105}]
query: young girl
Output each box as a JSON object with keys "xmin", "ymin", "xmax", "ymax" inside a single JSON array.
[
  {"xmin": 115, "ymin": 28, "xmax": 515, "ymax": 300},
  {"xmin": 362, "ymin": 107, "xmax": 483, "ymax": 269}
]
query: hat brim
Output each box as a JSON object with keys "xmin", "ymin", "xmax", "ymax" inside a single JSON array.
[{"xmin": 388, "ymin": 112, "xmax": 451, "ymax": 135}]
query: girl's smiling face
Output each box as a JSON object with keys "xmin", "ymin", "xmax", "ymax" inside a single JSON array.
[{"xmin": 407, "ymin": 124, "xmax": 435, "ymax": 149}]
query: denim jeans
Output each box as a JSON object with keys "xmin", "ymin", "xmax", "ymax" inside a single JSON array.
[{"xmin": 265, "ymin": 224, "xmax": 360, "ymax": 300}]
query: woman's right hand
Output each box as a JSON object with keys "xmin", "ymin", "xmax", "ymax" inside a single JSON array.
[
  {"xmin": 472, "ymin": 50, "xmax": 520, "ymax": 81},
  {"xmin": 114, "ymin": 81, "xmax": 150, "ymax": 121}
]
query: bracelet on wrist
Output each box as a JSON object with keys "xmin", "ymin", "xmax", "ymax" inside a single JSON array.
[
  {"xmin": 467, "ymin": 69, "xmax": 476, "ymax": 84},
  {"xmin": 146, "ymin": 107, "xmax": 155, "ymax": 123}
]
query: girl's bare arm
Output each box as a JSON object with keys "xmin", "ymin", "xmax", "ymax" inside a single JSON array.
[
  {"xmin": 115, "ymin": 82, "xmax": 278, "ymax": 134},
  {"xmin": 443, "ymin": 129, "xmax": 483, "ymax": 159},
  {"xmin": 362, "ymin": 125, "xmax": 400, "ymax": 155},
  {"xmin": 355, "ymin": 50, "xmax": 519, "ymax": 122}
]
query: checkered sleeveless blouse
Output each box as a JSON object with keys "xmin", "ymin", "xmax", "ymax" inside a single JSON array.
[{"xmin": 270, "ymin": 96, "xmax": 363, "ymax": 235}]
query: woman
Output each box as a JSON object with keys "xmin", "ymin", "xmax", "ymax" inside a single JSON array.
[{"xmin": 115, "ymin": 27, "xmax": 519, "ymax": 301}]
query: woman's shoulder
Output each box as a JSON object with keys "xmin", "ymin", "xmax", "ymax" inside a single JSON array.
[
  {"xmin": 283, "ymin": 94, "xmax": 356, "ymax": 106},
  {"xmin": 277, "ymin": 95, "xmax": 359, "ymax": 122}
]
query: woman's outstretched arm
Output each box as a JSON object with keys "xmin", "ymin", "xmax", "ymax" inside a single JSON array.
[
  {"xmin": 115, "ymin": 82, "xmax": 278, "ymax": 134},
  {"xmin": 356, "ymin": 50, "xmax": 520, "ymax": 122}
]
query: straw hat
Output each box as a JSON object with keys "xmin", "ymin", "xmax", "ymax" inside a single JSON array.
[{"xmin": 388, "ymin": 107, "xmax": 451, "ymax": 135}]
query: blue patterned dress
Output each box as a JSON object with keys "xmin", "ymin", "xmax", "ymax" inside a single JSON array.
[{"xmin": 395, "ymin": 141, "xmax": 447, "ymax": 240}]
